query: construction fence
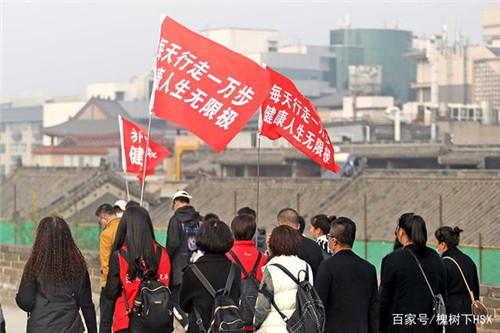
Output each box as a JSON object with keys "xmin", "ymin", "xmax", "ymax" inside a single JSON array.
[{"xmin": 1, "ymin": 220, "xmax": 498, "ymax": 285}]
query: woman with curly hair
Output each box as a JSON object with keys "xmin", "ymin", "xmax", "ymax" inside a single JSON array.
[{"xmin": 16, "ymin": 216, "xmax": 97, "ymax": 333}]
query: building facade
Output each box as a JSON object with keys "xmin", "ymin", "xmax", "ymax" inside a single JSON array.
[
  {"xmin": 330, "ymin": 28, "xmax": 416, "ymax": 102},
  {"xmin": 0, "ymin": 106, "xmax": 43, "ymax": 177},
  {"xmin": 202, "ymin": 28, "xmax": 336, "ymax": 98}
]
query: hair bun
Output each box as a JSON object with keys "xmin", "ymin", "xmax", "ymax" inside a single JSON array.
[
  {"xmin": 327, "ymin": 215, "xmax": 337, "ymax": 222},
  {"xmin": 453, "ymin": 227, "xmax": 463, "ymax": 235}
]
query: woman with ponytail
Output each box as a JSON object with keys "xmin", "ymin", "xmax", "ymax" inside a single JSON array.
[
  {"xmin": 379, "ymin": 213, "xmax": 446, "ymax": 333},
  {"xmin": 309, "ymin": 214, "xmax": 336, "ymax": 257},
  {"xmin": 435, "ymin": 226, "xmax": 480, "ymax": 333}
]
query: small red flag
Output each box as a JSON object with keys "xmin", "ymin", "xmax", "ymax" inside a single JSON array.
[
  {"xmin": 150, "ymin": 16, "xmax": 271, "ymax": 153},
  {"xmin": 119, "ymin": 116, "xmax": 172, "ymax": 183},
  {"xmin": 259, "ymin": 67, "xmax": 340, "ymax": 173}
]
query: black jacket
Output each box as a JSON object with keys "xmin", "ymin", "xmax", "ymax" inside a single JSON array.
[
  {"xmin": 166, "ymin": 205, "xmax": 202, "ymax": 286},
  {"xmin": 179, "ymin": 253, "xmax": 241, "ymax": 333},
  {"xmin": 298, "ymin": 235, "xmax": 324, "ymax": 280},
  {"xmin": 379, "ymin": 245, "xmax": 446, "ymax": 333},
  {"xmin": 315, "ymin": 249, "xmax": 379, "ymax": 333},
  {"xmin": 442, "ymin": 247, "xmax": 480, "ymax": 333},
  {"xmin": 16, "ymin": 270, "xmax": 97, "ymax": 333}
]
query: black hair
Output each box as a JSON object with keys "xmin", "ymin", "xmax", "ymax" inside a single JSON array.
[
  {"xmin": 113, "ymin": 206, "xmax": 155, "ymax": 252},
  {"xmin": 95, "ymin": 203, "xmax": 116, "ymax": 217},
  {"xmin": 435, "ymin": 226, "xmax": 463, "ymax": 250},
  {"xmin": 126, "ymin": 200, "xmax": 140, "ymax": 209},
  {"xmin": 298, "ymin": 215, "xmax": 306, "ymax": 234},
  {"xmin": 203, "ymin": 213, "xmax": 219, "ymax": 224},
  {"xmin": 196, "ymin": 219, "xmax": 234, "ymax": 254},
  {"xmin": 174, "ymin": 196, "xmax": 190, "ymax": 205},
  {"xmin": 231, "ymin": 214, "xmax": 256, "ymax": 241},
  {"xmin": 23, "ymin": 216, "xmax": 87, "ymax": 291},
  {"xmin": 111, "ymin": 206, "xmax": 157, "ymax": 278},
  {"xmin": 330, "ymin": 217, "xmax": 356, "ymax": 247},
  {"xmin": 237, "ymin": 207, "xmax": 257, "ymax": 219},
  {"xmin": 398, "ymin": 213, "xmax": 428, "ymax": 254},
  {"xmin": 393, "ymin": 238, "xmax": 403, "ymax": 251},
  {"xmin": 277, "ymin": 208, "xmax": 299, "ymax": 225},
  {"xmin": 311, "ymin": 214, "xmax": 336, "ymax": 235}
]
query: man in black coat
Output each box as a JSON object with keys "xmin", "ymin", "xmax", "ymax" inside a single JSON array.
[
  {"xmin": 276, "ymin": 208, "xmax": 324, "ymax": 280},
  {"xmin": 315, "ymin": 217, "xmax": 379, "ymax": 333},
  {"xmin": 166, "ymin": 190, "xmax": 202, "ymax": 328}
]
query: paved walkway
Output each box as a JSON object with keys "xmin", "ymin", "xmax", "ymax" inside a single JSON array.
[
  {"xmin": 2, "ymin": 303, "xmax": 186, "ymax": 332},
  {"xmin": 3, "ymin": 305, "xmax": 27, "ymax": 333}
]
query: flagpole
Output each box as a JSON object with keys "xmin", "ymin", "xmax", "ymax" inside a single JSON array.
[
  {"xmin": 140, "ymin": 112, "xmax": 153, "ymax": 205},
  {"xmin": 125, "ymin": 175, "xmax": 130, "ymax": 202},
  {"xmin": 256, "ymin": 134, "xmax": 261, "ymax": 227}
]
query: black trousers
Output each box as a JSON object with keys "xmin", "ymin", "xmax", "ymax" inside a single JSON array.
[
  {"xmin": 99, "ymin": 287, "xmax": 115, "ymax": 333},
  {"xmin": 171, "ymin": 284, "xmax": 189, "ymax": 327}
]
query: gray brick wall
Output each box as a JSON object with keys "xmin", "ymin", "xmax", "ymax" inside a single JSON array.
[{"xmin": 0, "ymin": 244, "xmax": 102, "ymax": 306}]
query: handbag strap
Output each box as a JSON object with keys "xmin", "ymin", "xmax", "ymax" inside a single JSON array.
[
  {"xmin": 269, "ymin": 263, "xmax": 308, "ymax": 284},
  {"xmin": 229, "ymin": 250, "xmax": 249, "ymax": 278},
  {"xmin": 224, "ymin": 263, "xmax": 236, "ymax": 294},
  {"xmin": 405, "ymin": 248, "xmax": 436, "ymax": 298},
  {"xmin": 443, "ymin": 256, "xmax": 475, "ymax": 302},
  {"xmin": 258, "ymin": 278, "xmax": 289, "ymax": 323},
  {"xmin": 250, "ymin": 252, "xmax": 263, "ymax": 277},
  {"xmin": 194, "ymin": 308, "xmax": 207, "ymax": 333},
  {"xmin": 189, "ymin": 264, "xmax": 216, "ymax": 298}
]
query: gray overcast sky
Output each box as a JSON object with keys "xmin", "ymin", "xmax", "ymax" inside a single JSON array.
[{"xmin": 1, "ymin": 1, "xmax": 496, "ymax": 99}]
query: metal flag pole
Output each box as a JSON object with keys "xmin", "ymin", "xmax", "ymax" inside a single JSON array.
[
  {"xmin": 256, "ymin": 134, "xmax": 262, "ymax": 226},
  {"xmin": 125, "ymin": 175, "xmax": 130, "ymax": 202},
  {"xmin": 140, "ymin": 112, "xmax": 153, "ymax": 205}
]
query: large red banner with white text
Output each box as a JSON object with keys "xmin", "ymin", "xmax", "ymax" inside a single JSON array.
[
  {"xmin": 119, "ymin": 116, "xmax": 171, "ymax": 183},
  {"xmin": 259, "ymin": 67, "xmax": 340, "ymax": 173},
  {"xmin": 150, "ymin": 17, "xmax": 271, "ymax": 153}
]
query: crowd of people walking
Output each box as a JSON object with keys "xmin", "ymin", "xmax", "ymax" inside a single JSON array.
[{"xmin": 14, "ymin": 192, "xmax": 487, "ymax": 333}]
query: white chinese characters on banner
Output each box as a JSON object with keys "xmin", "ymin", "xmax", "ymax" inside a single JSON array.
[
  {"xmin": 266, "ymin": 83, "xmax": 332, "ymax": 165},
  {"xmin": 153, "ymin": 39, "xmax": 257, "ymax": 131},
  {"xmin": 128, "ymin": 129, "xmax": 158, "ymax": 166}
]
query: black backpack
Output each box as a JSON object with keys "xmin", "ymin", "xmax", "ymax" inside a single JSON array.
[
  {"xmin": 190, "ymin": 263, "xmax": 244, "ymax": 333},
  {"xmin": 120, "ymin": 247, "xmax": 173, "ymax": 333},
  {"xmin": 228, "ymin": 250, "xmax": 262, "ymax": 326},
  {"xmin": 263, "ymin": 263, "xmax": 325, "ymax": 333}
]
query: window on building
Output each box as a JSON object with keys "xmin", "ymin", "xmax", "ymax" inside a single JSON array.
[
  {"xmin": 11, "ymin": 132, "xmax": 22, "ymax": 142},
  {"xmin": 10, "ymin": 144, "xmax": 26, "ymax": 154},
  {"xmin": 0, "ymin": 144, "xmax": 4, "ymax": 153},
  {"xmin": 268, "ymin": 40, "xmax": 278, "ymax": 52},
  {"xmin": 468, "ymin": 108, "xmax": 475, "ymax": 120},
  {"xmin": 460, "ymin": 108, "xmax": 468, "ymax": 120}
]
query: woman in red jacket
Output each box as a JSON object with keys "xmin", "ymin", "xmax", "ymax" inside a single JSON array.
[
  {"xmin": 105, "ymin": 206, "xmax": 171, "ymax": 333},
  {"xmin": 227, "ymin": 214, "xmax": 268, "ymax": 332}
]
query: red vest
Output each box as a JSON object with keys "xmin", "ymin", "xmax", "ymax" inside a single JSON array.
[{"xmin": 112, "ymin": 242, "xmax": 171, "ymax": 332}]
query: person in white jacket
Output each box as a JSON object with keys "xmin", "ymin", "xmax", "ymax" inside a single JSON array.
[{"xmin": 254, "ymin": 225, "xmax": 313, "ymax": 333}]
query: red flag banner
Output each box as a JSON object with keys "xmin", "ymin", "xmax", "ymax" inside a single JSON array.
[
  {"xmin": 119, "ymin": 116, "xmax": 172, "ymax": 183},
  {"xmin": 150, "ymin": 16, "xmax": 272, "ymax": 153},
  {"xmin": 259, "ymin": 67, "xmax": 341, "ymax": 173}
]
